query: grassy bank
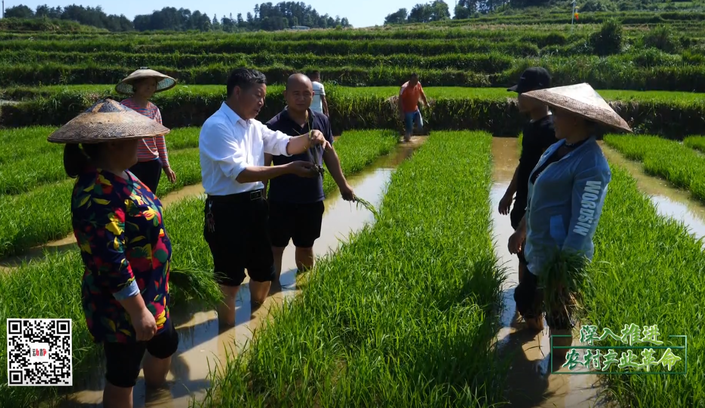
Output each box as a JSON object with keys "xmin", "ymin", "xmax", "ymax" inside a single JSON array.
[
  {"xmin": 583, "ymin": 163, "xmax": 704, "ymax": 406},
  {"xmin": 0, "ymin": 129, "xmax": 398, "ymax": 260},
  {"xmin": 195, "ymin": 131, "xmax": 507, "ymax": 407},
  {"xmin": 604, "ymin": 134, "xmax": 705, "ymax": 202},
  {"xmin": 3, "ymin": 87, "xmax": 704, "ymax": 138}
]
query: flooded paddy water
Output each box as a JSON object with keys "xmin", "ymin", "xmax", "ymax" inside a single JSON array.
[
  {"xmin": 490, "ymin": 136, "xmax": 705, "ymax": 407},
  {"xmin": 51, "ymin": 137, "xmax": 426, "ymax": 408}
]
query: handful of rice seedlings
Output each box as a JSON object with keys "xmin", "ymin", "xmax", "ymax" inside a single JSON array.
[
  {"xmin": 538, "ymin": 250, "xmax": 592, "ymax": 328},
  {"xmin": 353, "ymin": 196, "xmax": 380, "ymax": 220},
  {"xmin": 169, "ymin": 268, "xmax": 225, "ymax": 310}
]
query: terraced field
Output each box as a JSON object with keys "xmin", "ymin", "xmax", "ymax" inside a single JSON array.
[{"xmin": 1, "ymin": 11, "xmax": 704, "ymax": 408}]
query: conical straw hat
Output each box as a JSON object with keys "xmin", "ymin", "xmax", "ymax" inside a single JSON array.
[
  {"xmin": 47, "ymin": 99, "xmax": 170, "ymax": 144},
  {"xmin": 520, "ymin": 83, "xmax": 632, "ymax": 133},
  {"xmin": 116, "ymin": 67, "xmax": 176, "ymax": 95}
]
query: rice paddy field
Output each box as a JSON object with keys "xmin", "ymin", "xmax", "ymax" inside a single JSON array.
[{"xmin": 1, "ymin": 10, "xmax": 705, "ymax": 408}]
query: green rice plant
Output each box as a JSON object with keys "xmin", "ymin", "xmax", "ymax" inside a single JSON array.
[
  {"xmin": 5, "ymin": 86, "xmax": 704, "ymax": 138},
  {"xmin": 581, "ymin": 164, "xmax": 705, "ymax": 406},
  {"xmin": 0, "ymin": 126, "xmax": 60, "ymax": 164},
  {"xmin": 321, "ymin": 129, "xmax": 399, "ymax": 195},
  {"xmin": 0, "ymin": 147, "xmax": 204, "ymax": 259},
  {"xmin": 538, "ymin": 250, "xmax": 592, "ymax": 328},
  {"xmin": 0, "ymin": 129, "xmax": 403, "ymax": 407},
  {"xmin": 0, "ymin": 194, "xmax": 227, "ymax": 407},
  {"xmin": 683, "ymin": 135, "xmax": 705, "ymax": 153},
  {"xmin": 0, "ymin": 127, "xmax": 198, "ymax": 195},
  {"xmin": 0, "ymin": 131, "xmax": 397, "ymax": 260},
  {"xmin": 195, "ymin": 131, "xmax": 508, "ymax": 407},
  {"xmin": 604, "ymin": 134, "xmax": 705, "ymax": 202}
]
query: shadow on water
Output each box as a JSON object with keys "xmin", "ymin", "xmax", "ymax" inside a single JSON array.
[{"xmin": 52, "ymin": 137, "xmax": 427, "ymax": 408}]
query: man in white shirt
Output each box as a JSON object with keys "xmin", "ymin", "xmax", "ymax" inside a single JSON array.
[
  {"xmin": 199, "ymin": 68, "xmax": 331, "ymax": 327},
  {"xmin": 309, "ymin": 71, "xmax": 329, "ymax": 117}
]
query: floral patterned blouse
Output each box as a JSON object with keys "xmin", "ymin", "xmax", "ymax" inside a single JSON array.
[{"xmin": 71, "ymin": 166, "xmax": 172, "ymax": 343}]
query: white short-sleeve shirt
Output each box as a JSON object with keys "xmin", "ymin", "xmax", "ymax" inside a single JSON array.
[
  {"xmin": 311, "ymin": 81, "xmax": 325, "ymax": 114},
  {"xmin": 199, "ymin": 102, "xmax": 292, "ymax": 196}
]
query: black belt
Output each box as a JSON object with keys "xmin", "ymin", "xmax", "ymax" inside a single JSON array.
[{"xmin": 207, "ymin": 189, "xmax": 264, "ymax": 203}]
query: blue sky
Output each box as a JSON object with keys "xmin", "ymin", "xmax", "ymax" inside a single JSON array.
[{"xmin": 6, "ymin": 0, "xmax": 445, "ymax": 28}]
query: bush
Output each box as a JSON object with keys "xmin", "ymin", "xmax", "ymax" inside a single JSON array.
[
  {"xmin": 643, "ymin": 24, "xmax": 681, "ymax": 53},
  {"xmin": 590, "ymin": 19, "xmax": 624, "ymax": 55}
]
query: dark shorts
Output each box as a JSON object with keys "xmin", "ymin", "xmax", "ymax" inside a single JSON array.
[
  {"xmin": 129, "ymin": 159, "xmax": 162, "ymax": 194},
  {"xmin": 103, "ymin": 319, "xmax": 179, "ymax": 388},
  {"xmin": 513, "ymin": 269, "xmax": 571, "ymax": 329},
  {"xmin": 510, "ymin": 203, "xmax": 527, "ymax": 265},
  {"xmin": 268, "ymin": 200, "xmax": 325, "ymax": 248},
  {"xmin": 203, "ymin": 189, "xmax": 276, "ymax": 287}
]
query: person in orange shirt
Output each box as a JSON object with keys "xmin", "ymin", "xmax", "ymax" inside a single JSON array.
[{"xmin": 398, "ymin": 73, "xmax": 429, "ymax": 142}]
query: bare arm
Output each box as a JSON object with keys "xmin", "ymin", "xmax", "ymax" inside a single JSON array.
[
  {"xmin": 323, "ymin": 147, "xmax": 347, "ymax": 189},
  {"xmin": 235, "ymin": 163, "xmax": 295, "ymax": 184},
  {"xmin": 505, "ymin": 165, "xmax": 520, "ymax": 197},
  {"xmin": 420, "ymin": 89, "xmax": 429, "ymax": 107}
]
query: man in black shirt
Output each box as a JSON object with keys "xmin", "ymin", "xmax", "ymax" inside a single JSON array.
[
  {"xmin": 499, "ymin": 67, "xmax": 557, "ymax": 286},
  {"xmin": 264, "ymin": 74, "xmax": 355, "ymax": 285}
]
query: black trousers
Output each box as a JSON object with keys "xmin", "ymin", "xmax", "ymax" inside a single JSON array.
[
  {"xmin": 513, "ymin": 269, "xmax": 572, "ymax": 329},
  {"xmin": 203, "ymin": 189, "xmax": 276, "ymax": 287},
  {"xmin": 130, "ymin": 159, "xmax": 162, "ymax": 194}
]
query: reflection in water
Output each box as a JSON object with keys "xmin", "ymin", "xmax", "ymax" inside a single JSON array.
[{"xmin": 56, "ymin": 139, "xmax": 422, "ymax": 408}]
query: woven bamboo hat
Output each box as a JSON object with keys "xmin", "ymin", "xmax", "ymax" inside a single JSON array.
[
  {"xmin": 116, "ymin": 67, "xmax": 176, "ymax": 95},
  {"xmin": 47, "ymin": 99, "xmax": 170, "ymax": 144},
  {"xmin": 520, "ymin": 83, "xmax": 632, "ymax": 133}
]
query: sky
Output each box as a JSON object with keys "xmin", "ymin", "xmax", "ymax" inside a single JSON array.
[{"xmin": 4, "ymin": 0, "xmax": 441, "ymax": 28}]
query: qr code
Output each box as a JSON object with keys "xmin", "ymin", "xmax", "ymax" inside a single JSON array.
[{"xmin": 6, "ymin": 318, "xmax": 72, "ymax": 386}]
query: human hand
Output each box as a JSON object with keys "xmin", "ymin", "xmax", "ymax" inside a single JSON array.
[
  {"xmin": 132, "ymin": 307, "xmax": 157, "ymax": 341},
  {"xmin": 339, "ymin": 183, "xmax": 355, "ymax": 201},
  {"xmin": 287, "ymin": 161, "xmax": 319, "ymax": 178},
  {"xmin": 164, "ymin": 167, "xmax": 176, "ymax": 183},
  {"xmin": 508, "ymin": 231, "xmax": 526, "ymax": 255},
  {"xmin": 498, "ymin": 192, "xmax": 513, "ymax": 215},
  {"xmin": 308, "ymin": 130, "xmax": 331, "ymax": 150}
]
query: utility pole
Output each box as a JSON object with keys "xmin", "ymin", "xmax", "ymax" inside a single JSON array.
[
  {"xmin": 2, "ymin": 0, "xmax": 5, "ymax": 19},
  {"xmin": 571, "ymin": 0, "xmax": 576, "ymax": 29}
]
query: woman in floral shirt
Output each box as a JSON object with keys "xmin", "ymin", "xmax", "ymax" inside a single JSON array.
[{"xmin": 48, "ymin": 99, "xmax": 178, "ymax": 408}]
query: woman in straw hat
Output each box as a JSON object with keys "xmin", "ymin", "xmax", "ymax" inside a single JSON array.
[
  {"xmin": 117, "ymin": 67, "xmax": 177, "ymax": 195},
  {"xmin": 507, "ymin": 83, "xmax": 631, "ymax": 362},
  {"xmin": 49, "ymin": 99, "xmax": 179, "ymax": 408}
]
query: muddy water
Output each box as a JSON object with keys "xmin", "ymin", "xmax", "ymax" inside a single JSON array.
[
  {"xmin": 599, "ymin": 141, "xmax": 705, "ymax": 243},
  {"xmin": 490, "ymin": 137, "xmax": 601, "ymax": 408},
  {"xmin": 56, "ymin": 137, "xmax": 425, "ymax": 408},
  {"xmin": 491, "ymin": 137, "xmax": 705, "ymax": 407}
]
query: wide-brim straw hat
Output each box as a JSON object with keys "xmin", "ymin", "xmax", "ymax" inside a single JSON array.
[
  {"xmin": 116, "ymin": 68, "xmax": 176, "ymax": 95},
  {"xmin": 520, "ymin": 82, "xmax": 632, "ymax": 133},
  {"xmin": 47, "ymin": 98, "xmax": 170, "ymax": 144}
]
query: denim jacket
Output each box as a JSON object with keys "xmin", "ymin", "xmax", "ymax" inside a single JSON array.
[{"xmin": 524, "ymin": 136, "xmax": 611, "ymax": 276}]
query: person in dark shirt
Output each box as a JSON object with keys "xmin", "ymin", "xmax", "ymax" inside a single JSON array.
[
  {"xmin": 264, "ymin": 74, "xmax": 355, "ymax": 284},
  {"xmin": 499, "ymin": 67, "xmax": 557, "ymax": 302}
]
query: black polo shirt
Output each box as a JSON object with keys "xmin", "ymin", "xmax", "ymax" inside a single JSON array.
[
  {"xmin": 516, "ymin": 114, "xmax": 557, "ymax": 207},
  {"xmin": 265, "ymin": 108, "xmax": 334, "ymax": 204}
]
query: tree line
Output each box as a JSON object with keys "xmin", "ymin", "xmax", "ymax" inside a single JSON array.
[{"xmin": 2, "ymin": 1, "xmax": 352, "ymax": 32}]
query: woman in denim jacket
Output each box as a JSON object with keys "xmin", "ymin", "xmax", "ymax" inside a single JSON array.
[{"xmin": 507, "ymin": 83, "xmax": 632, "ymax": 361}]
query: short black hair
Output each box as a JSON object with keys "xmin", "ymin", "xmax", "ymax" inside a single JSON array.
[
  {"xmin": 410, "ymin": 73, "xmax": 418, "ymax": 78},
  {"xmin": 310, "ymin": 70, "xmax": 320, "ymax": 77},
  {"xmin": 226, "ymin": 68, "xmax": 266, "ymax": 97}
]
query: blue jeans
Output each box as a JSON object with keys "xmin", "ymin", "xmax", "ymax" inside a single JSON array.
[{"xmin": 404, "ymin": 110, "xmax": 423, "ymax": 135}]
